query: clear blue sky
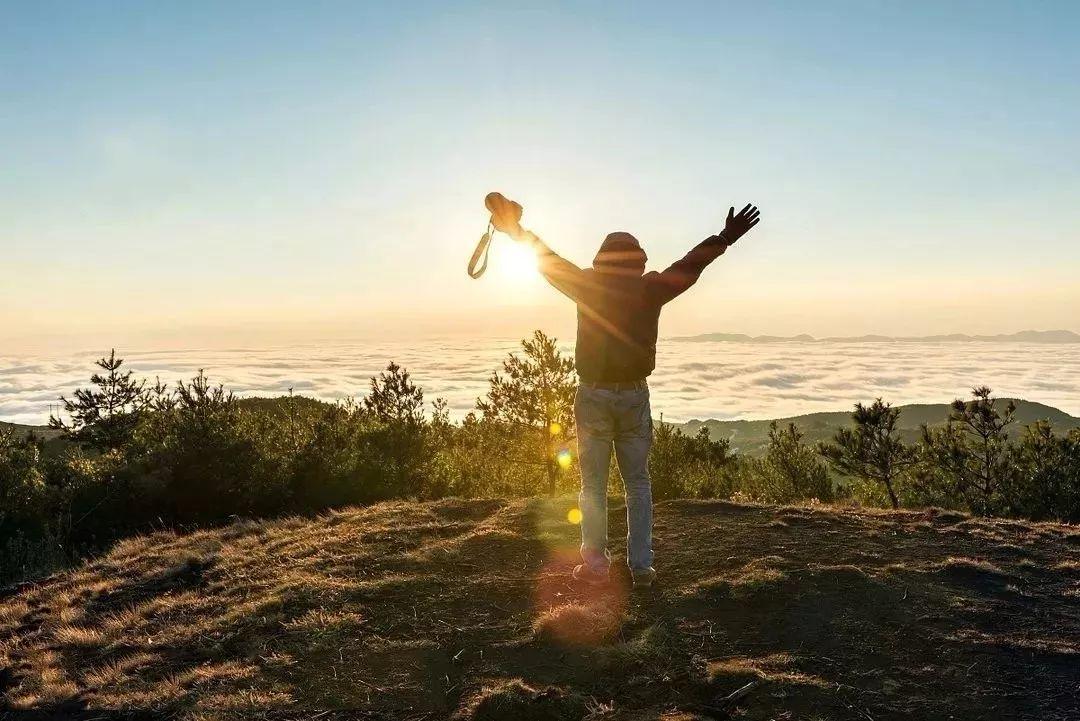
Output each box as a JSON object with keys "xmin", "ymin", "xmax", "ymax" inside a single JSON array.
[{"xmin": 3, "ymin": 1, "xmax": 1078, "ymax": 349}]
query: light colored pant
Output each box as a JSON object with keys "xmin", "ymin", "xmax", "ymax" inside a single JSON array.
[{"xmin": 575, "ymin": 384, "xmax": 654, "ymax": 573}]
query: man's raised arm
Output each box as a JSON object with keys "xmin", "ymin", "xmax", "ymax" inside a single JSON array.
[
  {"xmin": 651, "ymin": 203, "xmax": 760, "ymax": 305},
  {"xmin": 516, "ymin": 229, "xmax": 590, "ymax": 303},
  {"xmin": 488, "ymin": 196, "xmax": 590, "ymax": 303}
]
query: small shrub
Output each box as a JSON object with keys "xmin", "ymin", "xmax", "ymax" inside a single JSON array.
[
  {"xmin": 0, "ymin": 530, "xmax": 68, "ymax": 586},
  {"xmin": 650, "ymin": 423, "xmax": 735, "ymax": 500},
  {"xmin": 739, "ymin": 423, "xmax": 833, "ymax": 504}
]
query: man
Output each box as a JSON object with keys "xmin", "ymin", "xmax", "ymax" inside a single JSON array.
[{"xmin": 489, "ymin": 195, "xmax": 761, "ymax": 589}]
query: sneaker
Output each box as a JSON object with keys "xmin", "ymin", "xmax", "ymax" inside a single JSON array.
[
  {"xmin": 572, "ymin": 564, "xmax": 610, "ymax": 586},
  {"xmin": 631, "ymin": 567, "xmax": 656, "ymax": 590}
]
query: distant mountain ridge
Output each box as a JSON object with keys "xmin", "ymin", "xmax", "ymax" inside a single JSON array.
[{"xmin": 671, "ymin": 329, "xmax": 1080, "ymax": 344}]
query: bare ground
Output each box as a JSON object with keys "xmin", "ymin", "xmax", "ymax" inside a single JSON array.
[{"xmin": 1, "ymin": 498, "xmax": 1078, "ymax": 720}]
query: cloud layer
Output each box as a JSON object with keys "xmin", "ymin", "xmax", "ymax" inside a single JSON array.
[{"xmin": 2, "ymin": 340, "xmax": 1077, "ymax": 426}]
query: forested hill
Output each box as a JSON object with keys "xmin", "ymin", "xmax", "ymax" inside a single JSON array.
[
  {"xmin": 8, "ymin": 398, "xmax": 1079, "ymax": 460},
  {"xmin": 675, "ymin": 399, "xmax": 1080, "ymax": 457}
]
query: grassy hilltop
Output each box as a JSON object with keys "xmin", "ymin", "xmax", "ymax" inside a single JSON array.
[{"xmin": 2, "ymin": 498, "xmax": 1078, "ymax": 720}]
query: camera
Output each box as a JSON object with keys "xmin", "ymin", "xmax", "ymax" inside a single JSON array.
[
  {"xmin": 469, "ymin": 192, "xmax": 523, "ymax": 279},
  {"xmin": 485, "ymin": 192, "xmax": 522, "ymax": 233}
]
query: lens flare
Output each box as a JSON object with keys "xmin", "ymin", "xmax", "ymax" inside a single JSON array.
[
  {"xmin": 549, "ymin": 421, "xmax": 562, "ymax": 435},
  {"xmin": 556, "ymin": 449, "xmax": 573, "ymax": 469},
  {"xmin": 494, "ymin": 238, "xmax": 540, "ymax": 283},
  {"xmin": 567, "ymin": 507, "xmax": 583, "ymax": 524}
]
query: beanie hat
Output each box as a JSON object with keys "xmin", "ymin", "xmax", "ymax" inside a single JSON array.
[{"xmin": 593, "ymin": 231, "xmax": 647, "ymax": 271}]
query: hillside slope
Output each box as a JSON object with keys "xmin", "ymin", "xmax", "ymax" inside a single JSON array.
[
  {"xmin": 677, "ymin": 399, "xmax": 1080, "ymax": 456},
  {"xmin": 1, "ymin": 499, "xmax": 1078, "ymax": 720},
  {"xmin": 0, "ymin": 421, "xmax": 62, "ymax": 441}
]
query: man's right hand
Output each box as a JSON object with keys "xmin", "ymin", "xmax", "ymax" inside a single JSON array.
[
  {"xmin": 721, "ymin": 203, "xmax": 761, "ymax": 245},
  {"xmin": 486, "ymin": 192, "xmax": 524, "ymax": 239}
]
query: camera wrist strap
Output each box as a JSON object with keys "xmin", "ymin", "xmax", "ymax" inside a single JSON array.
[{"xmin": 467, "ymin": 220, "xmax": 494, "ymax": 279}]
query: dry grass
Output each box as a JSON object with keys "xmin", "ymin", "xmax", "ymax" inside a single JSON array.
[
  {"xmin": 689, "ymin": 555, "xmax": 789, "ymax": 599},
  {"xmin": 940, "ymin": 556, "xmax": 1009, "ymax": 576},
  {"xmin": 532, "ymin": 602, "xmax": 623, "ymax": 646},
  {"xmin": 1, "ymin": 497, "xmax": 1078, "ymax": 720},
  {"xmin": 707, "ymin": 652, "xmax": 831, "ymax": 688},
  {"xmin": 453, "ymin": 679, "xmax": 586, "ymax": 721}
]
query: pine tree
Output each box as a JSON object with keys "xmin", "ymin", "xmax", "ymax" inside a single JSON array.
[
  {"xmin": 49, "ymin": 350, "xmax": 148, "ymax": 452},
  {"xmin": 918, "ymin": 387, "xmax": 1017, "ymax": 516},
  {"xmin": 476, "ymin": 330, "xmax": 576, "ymax": 495},
  {"xmin": 362, "ymin": 363, "xmax": 430, "ymax": 498},
  {"xmin": 819, "ymin": 399, "xmax": 917, "ymax": 509},
  {"xmin": 364, "ymin": 362, "xmax": 425, "ymax": 427}
]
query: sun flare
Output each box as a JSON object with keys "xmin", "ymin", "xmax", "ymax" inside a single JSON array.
[{"xmin": 492, "ymin": 239, "xmax": 540, "ymax": 284}]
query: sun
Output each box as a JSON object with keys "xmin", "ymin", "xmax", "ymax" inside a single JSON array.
[{"xmin": 492, "ymin": 238, "xmax": 540, "ymax": 284}]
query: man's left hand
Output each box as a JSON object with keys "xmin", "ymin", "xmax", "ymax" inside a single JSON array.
[{"xmin": 721, "ymin": 203, "xmax": 761, "ymax": 245}]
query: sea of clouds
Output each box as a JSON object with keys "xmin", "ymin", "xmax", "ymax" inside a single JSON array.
[{"xmin": 1, "ymin": 339, "xmax": 1078, "ymax": 426}]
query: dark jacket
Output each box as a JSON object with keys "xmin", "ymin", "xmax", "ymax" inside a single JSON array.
[{"xmin": 529, "ymin": 230, "xmax": 732, "ymax": 382}]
